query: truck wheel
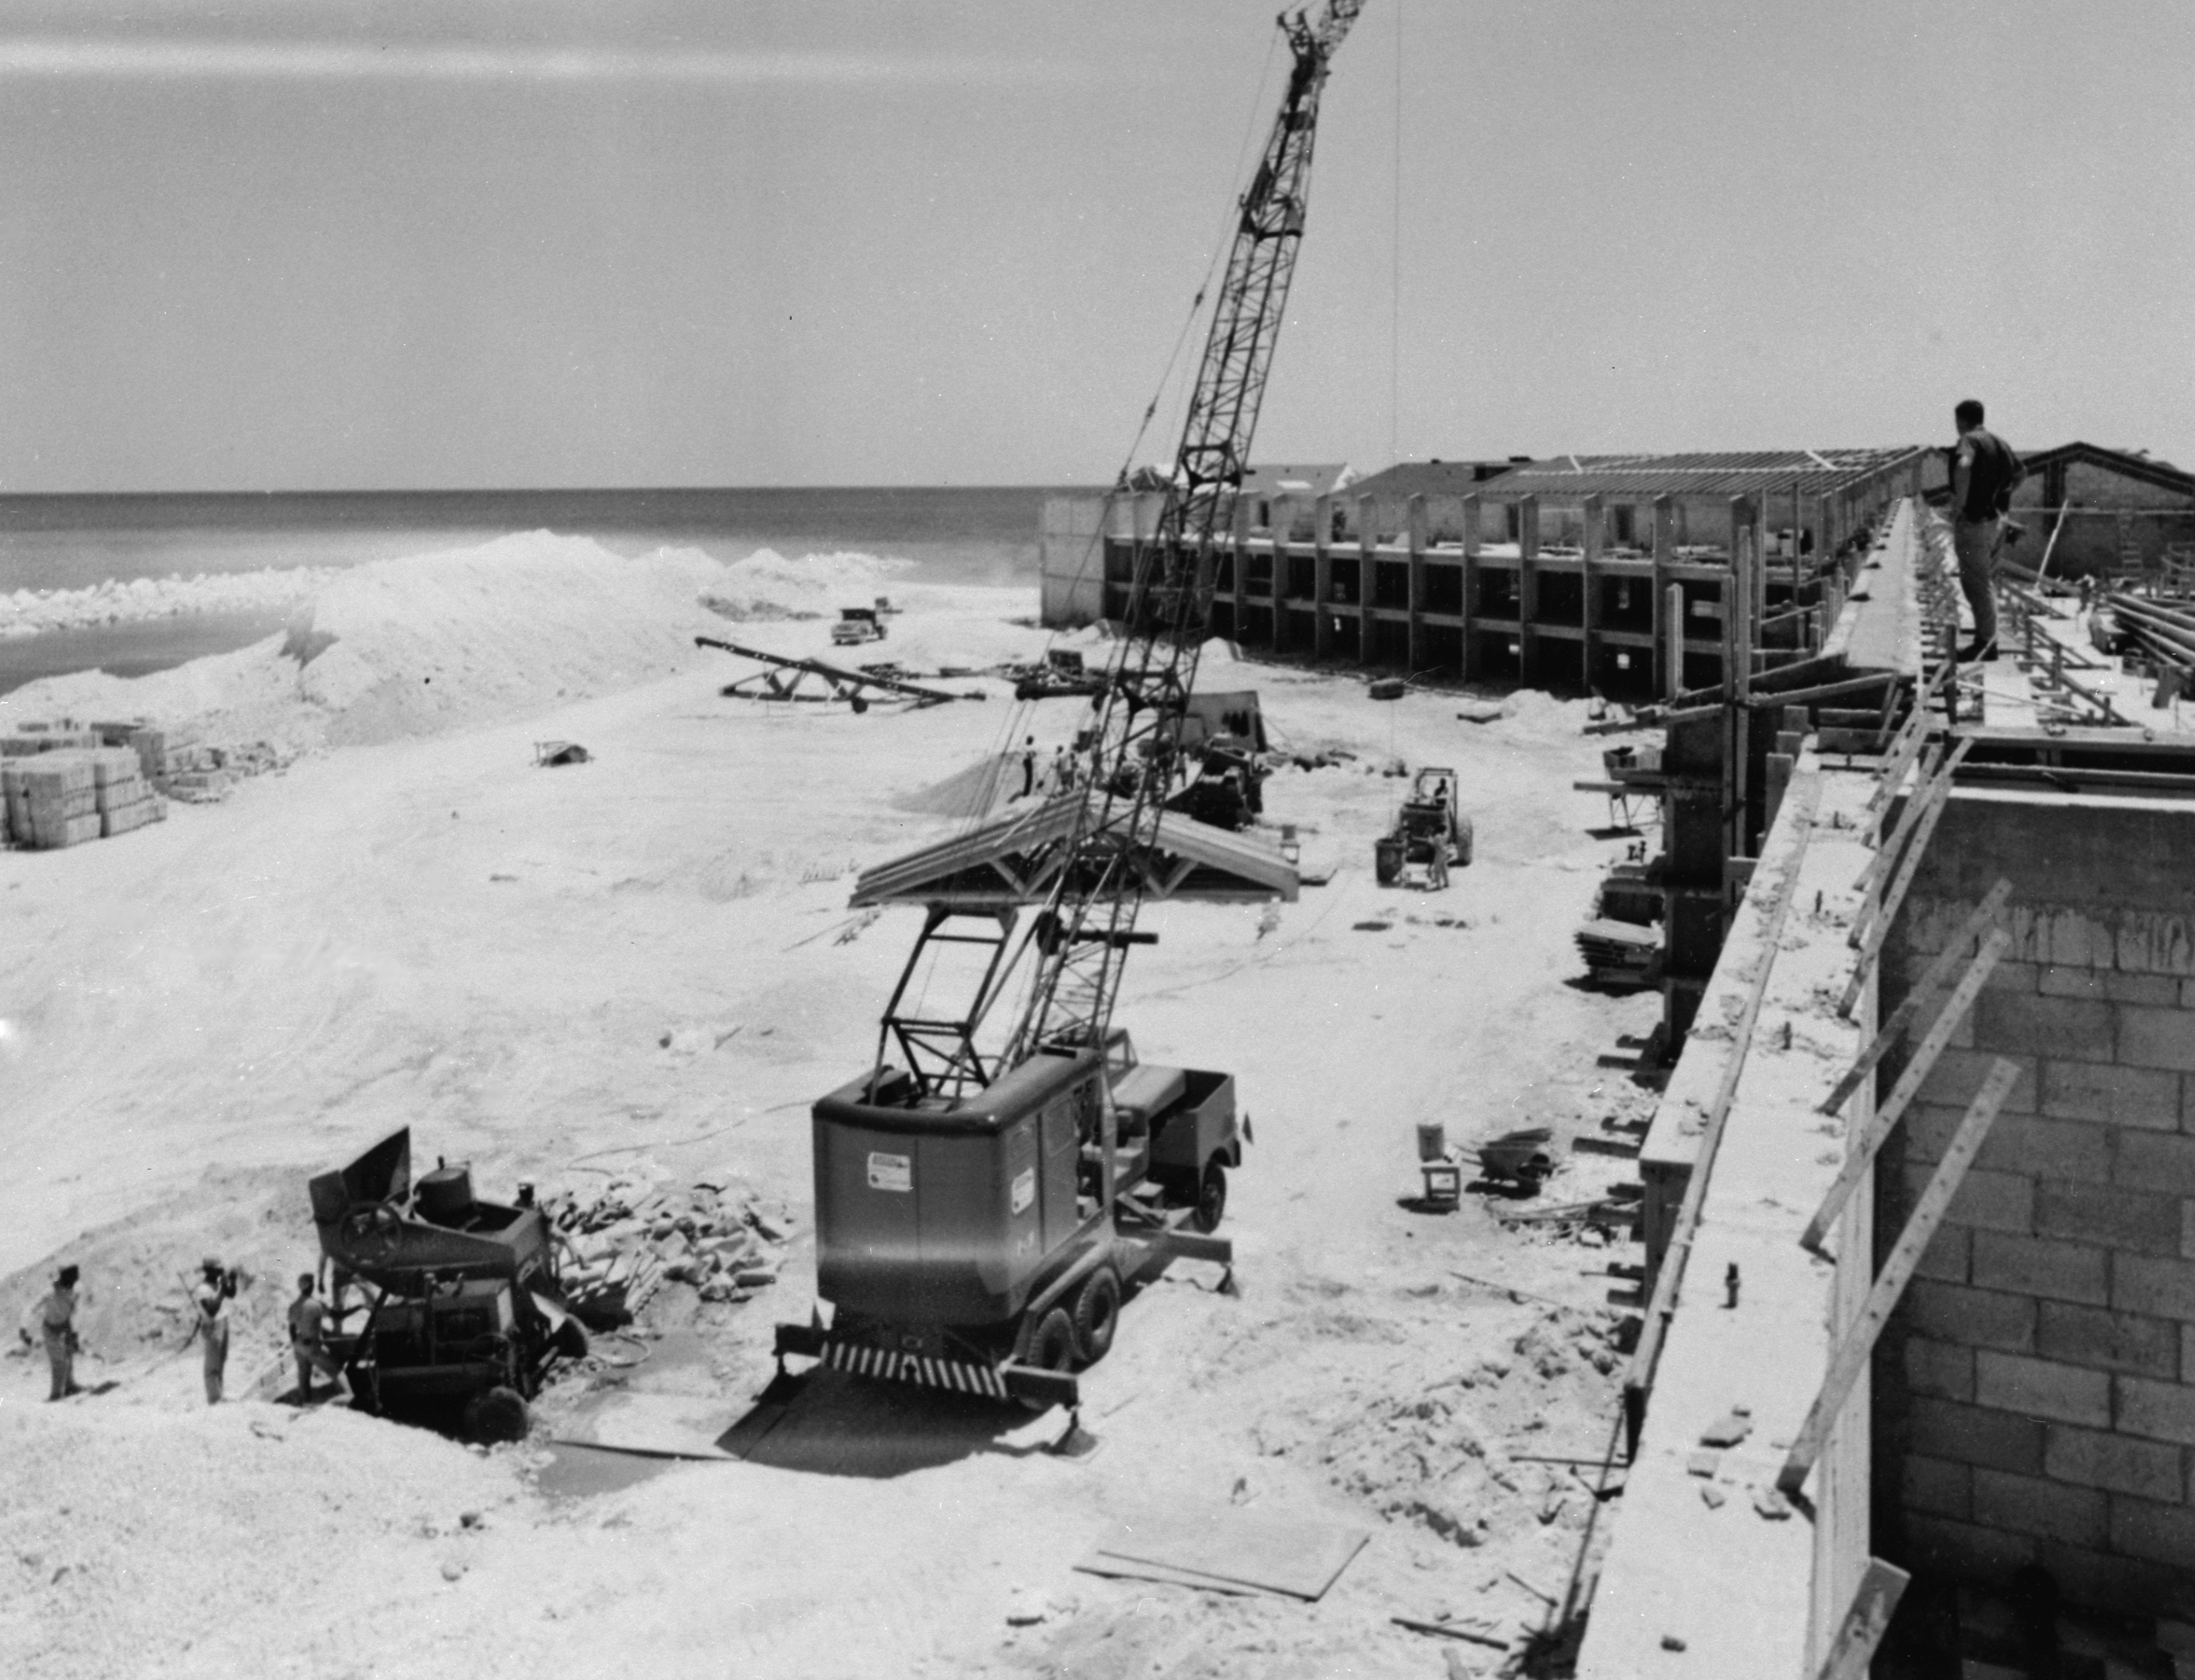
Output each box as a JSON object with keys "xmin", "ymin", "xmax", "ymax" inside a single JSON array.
[
  {"xmin": 1193, "ymin": 1161, "xmax": 1229, "ymax": 1234},
  {"xmin": 465, "ymin": 1385, "xmax": 530, "ymax": 1444},
  {"xmin": 1026, "ymin": 1307, "xmax": 1078, "ymax": 1375},
  {"xmin": 1071, "ymin": 1268, "xmax": 1121, "ymax": 1365}
]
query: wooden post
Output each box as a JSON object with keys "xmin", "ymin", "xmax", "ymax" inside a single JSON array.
[
  {"xmin": 1814, "ymin": 1561, "xmax": 1912, "ymax": 1680},
  {"xmin": 1459, "ymin": 492, "xmax": 1481, "ymax": 683},
  {"xmin": 1357, "ymin": 493, "xmax": 1378, "ymax": 667},
  {"xmin": 1581, "ymin": 493, "xmax": 1602, "ymax": 696},
  {"xmin": 1778, "ymin": 1058, "xmax": 2023, "ymax": 1497},
  {"xmin": 1519, "ymin": 493, "xmax": 1541, "ymax": 685},
  {"xmin": 1406, "ymin": 492, "xmax": 1428, "ymax": 675},
  {"xmin": 1650, "ymin": 495, "xmax": 1674, "ymax": 697}
]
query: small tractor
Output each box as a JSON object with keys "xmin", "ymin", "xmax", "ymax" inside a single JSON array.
[
  {"xmin": 308, "ymin": 1128, "xmax": 587, "ymax": 1440},
  {"xmin": 1375, "ymin": 766, "xmax": 1472, "ymax": 889},
  {"xmin": 831, "ymin": 605, "xmax": 887, "ymax": 647}
]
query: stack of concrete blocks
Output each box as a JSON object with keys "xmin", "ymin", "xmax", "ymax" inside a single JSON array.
[
  {"xmin": 89, "ymin": 745, "xmax": 165, "ymax": 837},
  {"xmin": 89, "ymin": 717, "xmax": 208, "ymax": 798},
  {"xmin": 1, "ymin": 720, "xmax": 97, "ymax": 846},
  {"xmin": 3, "ymin": 753, "xmax": 101, "ymax": 849},
  {"xmin": 1877, "ymin": 792, "xmax": 2195, "ymax": 1616}
]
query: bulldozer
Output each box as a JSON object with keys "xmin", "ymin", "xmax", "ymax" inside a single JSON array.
[
  {"xmin": 1375, "ymin": 767, "xmax": 1472, "ymax": 889},
  {"xmin": 308, "ymin": 1128, "xmax": 587, "ymax": 1440}
]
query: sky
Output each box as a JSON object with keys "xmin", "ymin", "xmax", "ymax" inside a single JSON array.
[{"xmin": 0, "ymin": 0, "xmax": 2189, "ymax": 492}]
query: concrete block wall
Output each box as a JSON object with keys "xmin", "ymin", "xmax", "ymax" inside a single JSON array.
[{"xmin": 1876, "ymin": 789, "xmax": 2195, "ymax": 1615}]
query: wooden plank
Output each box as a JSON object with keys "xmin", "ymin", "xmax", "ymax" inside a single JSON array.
[
  {"xmin": 1623, "ymin": 774, "xmax": 1821, "ymax": 1452},
  {"xmin": 1777, "ymin": 1058, "xmax": 2021, "ymax": 1497},
  {"xmin": 1842, "ymin": 756, "xmax": 1971, "ymax": 1015},
  {"xmin": 1854, "ymin": 736, "xmax": 1973, "ymax": 899},
  {"xmin": 1815, "ymin": 880, "xmax": 2013, "ymax": 1117},
  {"xmin": 1813, "ymin": 1559, "xmax": 1912, "ymax": 1680},
  {"xmin": 1804, "ymin": 928, "xmax": 2010, "ymax": 1253}
]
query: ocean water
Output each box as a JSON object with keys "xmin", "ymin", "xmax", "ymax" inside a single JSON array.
[{"xmin": 0, "ymin": 485, "xmax": 1087, "ymax": 696}]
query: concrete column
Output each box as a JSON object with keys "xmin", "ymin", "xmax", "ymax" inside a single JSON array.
[
  {"xmin": 1231, "ymin": 490, "xmax": 1251, "ymax": 640},
  {"xmin": 1356, "ymin": 494, "xmax": 1377, "ymax": 667},
  {"xmin": 1406, "ymin": 493, "xmax": 1427, "ymax": 674},
  {"xmin": 1309, "ymin": 495, "xmax": 1329, "ymax": 659},
  {"xmin": 1519, "ymin": 493, "xmax": 1541, "ymax": 683},
  {"xmin": 1651, "ymin": 494, "xmax": 1675, "ymax": 699},
  {"xmin": 1581, "ymin": 493, "xmax": 1603, "ymax": 693},
  {"xmin": 1459, "ymin": 492, "xmax": 1481, "ymax": 682}
]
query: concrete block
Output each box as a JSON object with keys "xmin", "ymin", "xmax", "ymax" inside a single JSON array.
[
  {"xmin": 2040, "ymin": 1060, "xmax": 2181, "ymax": 1130},
  {"xmin": 1907, "ymin": 1281, "xmax": 2038, "ymax": 1353},
  {"xmin": 1905, "ymin": 1336, "xmax": 1976, "ymax": 1401},
  {"xmin": 1908, "ymin": 1164, "xmax": 2034, "ymax": 1235},
  {"xmin": 1984, "ymin": 1116, "xmax": 2114, "ymax": 1183},
  {"xmin": 2040, "ymin": 966, "xmax": 2105, "ymax": 1000},
  {"xmin": 1902, "ymin": 1453, "xmax": 1970, "ymax": 1519},
  {"xmin": 2035, "ymin": 1540, "xmax": 2179, "ymax": 1616},
  {"xmin": 2043, "ymin": 1423, "xmax": 2181, "ymax": 1496},
  {"xmin": 1907, "ymin": 1397, "xmax": 2044, "ymax": 1473},
  {"xmin": 2116, "ymin": 1375, "xmax": 2195, "ymax": 1447},
  {"xmin": 1987, "ymin": 960, "xmax": 2041, "ymax": 994},
  {"xmin": 1901, "ymin": 1101, "xmax": 1972, "ymax": 1165},
  {"xmin": 1971, "ymin": 1467, "xmax": 2110, "ymax": 1546},
  {"xmin": 2119, "ymin": 1132, "xmax": 2195, "ymax": 1197},
  {"xmin": 1970, "ymin": 1233, "xmax": 2108, "ymax": 1305},
  {"xmin": 1977, "ymin": 993, "xmax": 2115, "ymax": 1064},
  {"xmin": 1917, "ymin": 1222, "xmax": 1971, "ymax": 1283},
  {"xmin": 2108, "ymin": 971, "xmax": 2187, "ymax": 1007},
  {"xmin": 2036, "ymin": 1181, "xmax": 2181, "ymax": 1256},
  {"xmin": 1902, "ymin": 1513, "xmax": 2036, "ymax": 1579},
  {"xmin": 1917, "ymin": 1048, "xmax": 2038, "ymax": 1114},
  {"xmin": 2111, "ymin": 1255, "xmax": 2195, "ymax": 1321},
  {"xmin": 1975, "ymin": 1351, "xmax": 2111, "ymax": 1426},
  {"xmin": 2121, "ymin": 1006, "xmax": 2195, "ymax": 1073},
  {"xmin": 2109, "ymin": 1495, "xmax": 2195, "ymax": 1568},
  {"xmin": 2039, "ymin": 1303, "xmax": 2181, "ymax": 1377}
]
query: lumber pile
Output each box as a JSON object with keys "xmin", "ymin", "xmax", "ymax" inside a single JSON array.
[{"xmin": 541, "ymin": 1171, "xmax": 792, "ymax": 1328}]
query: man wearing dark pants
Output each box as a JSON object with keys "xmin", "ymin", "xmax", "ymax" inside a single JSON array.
[
  {"xmin": 288, "ymin": 1273, "xmax": 342, "ymax": 1403},
  {"xmin": 1948, "ymin": 398, "xmax": 2024, "ymax": 661}
]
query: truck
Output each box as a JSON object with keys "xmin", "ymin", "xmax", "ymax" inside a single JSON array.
[
  {"xmin": 307, "ymin": 1127, "xmax": 587, "ymax": 1440},
  {"xmin": 775, "ymin": 1025, "xmax": 1242, "ymax": 1405},
  {"xmin": 831, "ymin": 606, "xmax": 886, "ymax": 647}
]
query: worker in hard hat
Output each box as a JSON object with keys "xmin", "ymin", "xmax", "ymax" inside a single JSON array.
[
  {"xmin": 190, "ymin": 1257, "xmax": 236, "ymax": 1404},
  {"xmin": 29, "ymin": 1265, "xmax": 82, "ymax": 1400},
  {"xmin": 287, "ymin": 1273, "xmax": 342, "ymax": 1404}
]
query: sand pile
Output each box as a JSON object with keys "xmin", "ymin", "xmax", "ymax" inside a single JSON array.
[
  {"xmin": 698, "ymin": 547, "xmax": 908, "ymax": 623},
  {"xmin": 0, "ymin": 568, "xmax": 337, "ymax": 639}
]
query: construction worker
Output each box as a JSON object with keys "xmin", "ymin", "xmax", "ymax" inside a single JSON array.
[
  {"xmin": 1017, "ymin": 736, "xmax": 1037, "ymax": 800},
  {"xmin": 191, "ymin": 1257, "xmax": 235, "ymax": 1404},
  {"xmin": 287, "ymin": 1272, "xmax": 341, "ymax": 1404},
  {"xmin": 32, "ymin": 1265, "xmax": 81, "ymax": 1400},
  {"xmin": 1948, "ymin": 398, "xmax": 2025, "ymax": 662}
]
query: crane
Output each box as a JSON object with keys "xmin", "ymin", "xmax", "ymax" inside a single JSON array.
[{"xmin": 776, "ymin": 3, "xmax": 1365, "ymax": 1413}]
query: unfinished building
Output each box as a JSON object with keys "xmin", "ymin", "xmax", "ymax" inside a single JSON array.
[
  {"xmin": 1579, "ymin": 500, "xmax": 2195, "ymax": 1677},
  {"xmin": 1041, "ymin": 448, "xmax": 1930, "ymax": 699}
]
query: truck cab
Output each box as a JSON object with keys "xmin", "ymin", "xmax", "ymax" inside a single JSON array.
[{"xmin": 831, "ymin": 606, "xmax": 886, "ymax": 646}]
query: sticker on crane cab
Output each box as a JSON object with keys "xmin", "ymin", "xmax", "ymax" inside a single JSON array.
[
  {"xmin": 868, "ymin": 1152, "xmax": 911, "ymax": 1193},
  {"xmin": 1010, "ymin": 1168, "xmax": 1036, "ymax": 1214}
]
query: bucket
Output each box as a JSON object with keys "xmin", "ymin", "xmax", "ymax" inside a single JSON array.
[
  {"xmin": 1416, "ymin": 1121, "xmax": 1447, "ymax": 1163},
  {"xmin": 1374, "ymin": 836, "xmax": 1404, "ymax": 885}
]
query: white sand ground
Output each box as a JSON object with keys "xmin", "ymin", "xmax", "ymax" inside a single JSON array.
[{"xmin": 1, "ymin": 535, "xmax": 1657, "ymax": 1679}]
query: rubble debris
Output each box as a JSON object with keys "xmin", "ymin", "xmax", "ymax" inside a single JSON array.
[{"xmin": 539, "ymin": 1174, "xmax": 791, "ymax": 1329}]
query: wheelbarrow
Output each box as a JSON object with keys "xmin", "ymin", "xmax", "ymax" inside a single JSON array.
[{"xmin": 1476, "ymin": 1128, "xmax": 1556, "ymax": 1192}]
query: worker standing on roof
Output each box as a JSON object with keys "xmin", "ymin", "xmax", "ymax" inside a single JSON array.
[
  {"xmin": 1948, "ymin": 398, "xmax": 2024, "ymax": 662},
  {"xmin": 192, "ymin": 1257, "xmax": 235, "ymax": 1404},
  {"xmin": 1017, "ymin": 736, "xmax": 1037, "ymax": 800}
]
